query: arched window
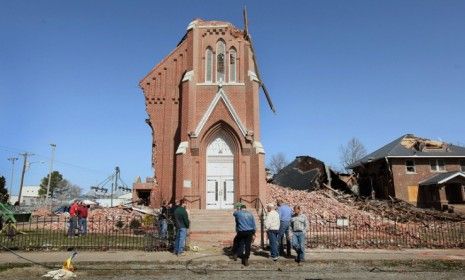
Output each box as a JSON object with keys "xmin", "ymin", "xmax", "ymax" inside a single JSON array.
[
  {"xmin": 216, "ymin": 40, "xmax": 225, "ymax": 83},
  {"xmin": 229, "ymin": 48, "xmax": 237, "ymax": 82},
  {"xmin": 205, "ymin": 47, "xmax": 213, "ymax": 82}
]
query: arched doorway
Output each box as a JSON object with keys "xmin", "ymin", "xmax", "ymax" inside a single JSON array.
[{"xmin": 206, "ymin": 133, "xmax": 235, "ymax": 209}]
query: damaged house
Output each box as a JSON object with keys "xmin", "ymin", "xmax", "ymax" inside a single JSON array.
[
  {"xmin": 272, "ymin": 156, "xmax": 349, "ymax": 191},
  {"xmin": 348, "ymin": 134, "xmax": 465, "ymax": 209}
]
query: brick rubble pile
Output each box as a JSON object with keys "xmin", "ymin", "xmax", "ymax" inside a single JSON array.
[
  {"xmin": 28, "ymin": 206, "xmax": 145, "ymax": 232},
  {"xmin": 266, "ymin": 183, "xmax": 465, "ymax": 225}
]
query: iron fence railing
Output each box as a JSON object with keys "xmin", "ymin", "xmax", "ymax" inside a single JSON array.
[
  {"xmin": 1, "ymin": 215, "xmax": 464, "ymax": 251},
  {"xmin": 0, "ymin": 216, "xmax": 174, "ymax": 251},
  {"xmin": 304, "ymin": 216, "xmax": 465, "ymax": 249}
]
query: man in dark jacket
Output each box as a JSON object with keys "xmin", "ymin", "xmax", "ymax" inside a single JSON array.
[
  {"xmin": 233, "ymin": 204, "xmax": 256, "ymax": 266},
  {"xmin": 67, "ymin": 200, "xmax": 80, "ymax": 238},
  {"xmin": 173, "ymin": 199, "xmax": 189, "ymax": 255},
  {"xmin": 158, "ymin": 200, "xmax": 168, "ymax": 239}
]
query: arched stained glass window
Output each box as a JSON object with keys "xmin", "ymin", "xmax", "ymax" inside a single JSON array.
[
  {"xmin": 216, "ymin": 40, "xmax": 225, "ymax": 83},
  {"xmin": 229, "ymin": 48, "xmax": 237, "ymax": 82},
  {"xmin": 205, "ymin": 47, "xmax": 213, "ymax": 82}
]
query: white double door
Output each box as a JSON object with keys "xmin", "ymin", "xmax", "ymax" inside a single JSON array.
[
  {"xmin": 206, "ymin": 176, "xmax": 234, "ymax": 209},
  {"xmin": 206, "ymin": 135, "xmax": 235, "ymax": 209}
]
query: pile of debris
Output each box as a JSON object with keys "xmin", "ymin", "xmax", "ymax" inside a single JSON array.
[
  {"xmin": 87, "ymin": 207, "xmax": 145, "ymax": 232},
  {"xmin": 32, "ymin": 207, "xmax": 54, "ymax": 217},
  {"xmin": 27, "ymin": 206, "xmax": 147, "ymax": 232},
  {"xmin": 266, "ymin": 183, "xmax": 465, "ymax": 223},
  {"xmin": 334, "ymin": 193, "xmax": 465, "ymax": 223},
  {"xmin": 266, "ymin": 183, "xmax": 374, "ymax": 223}
]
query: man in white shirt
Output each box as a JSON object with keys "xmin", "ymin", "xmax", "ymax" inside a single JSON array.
[{"xmin": 264, "ymin": 203, "xmax": 280, "ymax": 261}]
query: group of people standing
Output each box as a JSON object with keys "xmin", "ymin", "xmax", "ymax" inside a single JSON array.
[
  {"xmin": 264, "ymin": 199, "xmax": 309, "ymax": 264},
  {"xmin": 158, "ymin": 199, "xmax": 190, "ymax": 256},
  {"xmin": 157, "ymin": 198, "xmax": 308, "ymax": 265},
  {"xmin": 67, "ymin": 200, "xmax": 89, "ymax": 238},
  {"xmin": 232, "ymin": 199, "xmax": 308, "ymax": 265}
]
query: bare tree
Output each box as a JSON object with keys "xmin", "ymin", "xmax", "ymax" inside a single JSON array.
[
  {"xmin": 54, "ymin": 179, "xmax": 82, "ymax": 201},
  {"xmin": 267, "ymin": 153, "xmax": 288, "ymax": 175},
  {"xmin": 339, "ymin": 138, "xmax": 367, "ymax": 171}
]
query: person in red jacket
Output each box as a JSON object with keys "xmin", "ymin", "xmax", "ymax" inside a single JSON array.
[
  {"xmin": 67, "ymin": 200, "xmax": 80, "ymax": 237},
  {"xmin": 78, "ymin": 202, "xmax": 89, "ymax": 235}
]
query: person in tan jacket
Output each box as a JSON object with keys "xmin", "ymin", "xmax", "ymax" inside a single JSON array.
[{"xmin": 265, "ymin": 203, "xmax": 280, "ymax": 261}]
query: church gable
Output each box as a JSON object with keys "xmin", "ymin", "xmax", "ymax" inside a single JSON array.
[{"xmin": 192, "ymin": 87, "xmax": 248, "ymax": 138}]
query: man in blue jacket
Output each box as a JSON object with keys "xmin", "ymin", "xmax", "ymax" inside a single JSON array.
[
  {"xmin": 277, "ymin": 199, "xmax": 292, "ymax": 256},
  {"xmin": 233, "ymin": 204, "xmax": 256, "ymax": 266}
]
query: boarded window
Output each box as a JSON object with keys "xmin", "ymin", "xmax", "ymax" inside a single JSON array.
[
  {"xmin": 205, "ymin": 48, "xmax": 213, "ymax": 82},
  {"xmin": 405, "ymin": 160, "xmax": 416, "ymax": 173},
  {"xmin": 229, "ymin": 48, "xmax": 236, "ymax": 82},
  {"xmin": 430, "ymin": 159, "xmax": 446, "ymax": 172},
  {"xmin": 216, "ymin": 40, "xmax": 225, "ymax": 82},
  {"xmin": 408, "ymin": 185, "xmax": 419, "ymax": 203}
]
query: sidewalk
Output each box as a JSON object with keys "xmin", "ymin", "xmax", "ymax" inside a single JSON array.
[{"xmin": 1, "ymin": 248, "xmax": 464, "ymax": 265}]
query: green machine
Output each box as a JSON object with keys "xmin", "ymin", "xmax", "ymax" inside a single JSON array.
[
  {"xmin": 0, "ymin": 203, "xmax": 16, "ymax": 224},
  {"xmin": 0, "ymin": 203, "xmax": 32, "ymax": 226}
]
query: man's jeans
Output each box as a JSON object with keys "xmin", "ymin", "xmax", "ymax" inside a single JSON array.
[
  {"xmin": 278, "ymin": 220, "xmax": 290, "ymax": 255},
  {"xmin": 159, "ymin": 219, "xmax": 168, "ymax": 239},
  {"xmin": 67, "ymin": 216, "xmax": 78, "ymax": 237},
  {"xmin": 235, "ymin": 230, "xmax": 254, "ymax": 259},
  {"xmin": 267, "ymin": 230, "xmax": 279, "ymax": 258},
  {"xmin": 79, "ymin": 218, "xmax": 87, "ymax": 235},
  {"xmin": 291, "ymin": 231, "xmax": 306, "ymax": 261},
  {"xmin": 174, "ymin": 227, "xmax": 187, "ymax": 254}
]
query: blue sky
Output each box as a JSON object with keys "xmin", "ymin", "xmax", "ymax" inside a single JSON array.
[{"xmin": 1, "ymin": 0, "xmax": 464, "ymax": 195}]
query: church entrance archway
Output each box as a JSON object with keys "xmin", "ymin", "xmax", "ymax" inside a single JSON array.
[{"xmin": 206, "ymin": 133, "xmax": 235, "ymax": 209}]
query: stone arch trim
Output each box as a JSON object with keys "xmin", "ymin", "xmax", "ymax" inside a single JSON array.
[
  {"xmin": 200, "ymin": 121, "xmax": 243, "ymax": 156},
  {"xmin": 192, "ymin": 88, "xmax": 248, "ymax": 138}
]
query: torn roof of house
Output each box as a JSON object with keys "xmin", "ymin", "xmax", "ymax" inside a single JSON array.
[{"xmin": 348, "ymin": 134, "xmax": 465, "ymax": 169}]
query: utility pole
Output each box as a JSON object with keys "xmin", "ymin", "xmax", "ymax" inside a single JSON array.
[
  {"xmin": 7, "ymin": 157, "xmax": 19, "ymax": 200},
  {"xmin": 111, "ymin": 166, "xmax": 120, "ymax": 207},
  {"xmin": 18, "ymin": 152, "xmax": 34, "ymax": 206},
  {"xmin": 45, "ymin": 144, "xmax": 56, "ymax": 204}
]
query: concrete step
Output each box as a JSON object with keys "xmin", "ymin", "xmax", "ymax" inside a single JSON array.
[
  {"xmin": 188, "ymin": 209, "xmax": 261, "ymax": 245},
  {"xmin": 188, "ymin": 209, "xmax": 259, "ymax": 234}
]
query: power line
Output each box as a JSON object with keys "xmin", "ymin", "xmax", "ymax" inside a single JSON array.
[{"xmin": 0, "ymin": 144, "xmax": 107, "ymax": 175}]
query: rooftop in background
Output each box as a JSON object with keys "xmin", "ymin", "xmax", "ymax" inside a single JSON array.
[
  {"xmin": 21, "ymin": 185, "xmax": 41, "ymax": 197},
  {"xmin": 348, "ymin": 134, "xmax": 465, "ymax": 169}
]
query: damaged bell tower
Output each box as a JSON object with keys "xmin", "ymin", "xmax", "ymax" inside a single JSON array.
[{"xmin": 135, "ymin": 12, "xmax": 274, "ymax": 209}]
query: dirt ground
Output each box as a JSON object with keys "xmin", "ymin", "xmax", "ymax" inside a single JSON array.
[{"xmin": 1, "ymin": 259, "xmax": 465, "ymax": 280}]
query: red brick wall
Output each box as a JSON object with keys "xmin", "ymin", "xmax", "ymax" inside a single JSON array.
[
  {"xmin": 138, "ymin": 20, "xmax": 266, "ymax": 208},
  {"xmin": 391, "ymin": 158, "xmax": 463, "ymax": 203}
]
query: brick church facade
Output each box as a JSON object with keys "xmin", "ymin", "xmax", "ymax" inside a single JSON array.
[{"xmin": 134, "ymin": 19, "xmax": 267, "ymax": 209}]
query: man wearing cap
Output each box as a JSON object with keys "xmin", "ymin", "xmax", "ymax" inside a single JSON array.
[
  {"xmin": 233, "ymin": 204, "xmax": 256, "ymax": 266},
  {"xmin": 265, "ymin": 203, "xmax": 280, "ymax": 261}
]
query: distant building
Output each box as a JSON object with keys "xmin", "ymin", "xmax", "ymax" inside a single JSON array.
[
  {"xmin": 349, "ymin": 134, "xmax": 465, "ymax": 209},
  {"xmin": 19, "ymin": 185, "xmax": 41, "ymax": 206},
  {"xmin": 8, "ymin": 195, "xmax": 19, "ymax": 205}
]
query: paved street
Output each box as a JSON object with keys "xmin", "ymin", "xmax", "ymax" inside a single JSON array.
[{"xmin": 1, "ymin": 249, "xmax": 464, "ymax": 279}]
